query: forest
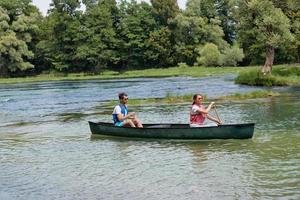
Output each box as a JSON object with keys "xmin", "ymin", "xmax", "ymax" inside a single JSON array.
[{"xmin": 0, "ymin": 0, "xmax": 299, "ymax": 77}]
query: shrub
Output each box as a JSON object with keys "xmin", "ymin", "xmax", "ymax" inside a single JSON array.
[
  {"xmin": 177, "ymin": 62, "xmax": 189, "ymax": 68},
  {"xmin": 222, "ymin": 45, "xmax": 244, "ymax": 66},
  {"xmin": 196, "ymin": 43, "xmax": 222, "ymax": 67}
]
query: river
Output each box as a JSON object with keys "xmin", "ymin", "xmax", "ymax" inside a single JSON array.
[{"xmin": 0, "ymin": 75, "xmax": 299, "ymax": 199}]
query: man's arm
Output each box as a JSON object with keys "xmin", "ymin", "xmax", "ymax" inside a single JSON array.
[{"xmin": 117, "ymin": 112, "xmax": 135, "ymax": 121}]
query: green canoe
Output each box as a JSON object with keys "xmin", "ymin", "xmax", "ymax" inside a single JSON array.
[{"xmin": 88, "ymin": 121, "xmax": 255, "ymax": 139}]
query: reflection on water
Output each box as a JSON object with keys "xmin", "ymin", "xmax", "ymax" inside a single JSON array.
[{"xmin": 0, "ymin": 76, "xmax": 299, "ymax": 199}]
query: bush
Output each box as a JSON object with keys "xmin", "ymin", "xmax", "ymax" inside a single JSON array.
[
  {"xmin": 222, "ymin": 45, "xmax": 244, "ymax": 66},
  {"xmin": 177, "ymin": 62, "xmax": 189, "ymax": 68},
  {"xmin": 196, "ymin": 43, "xmax": 222, "ymax": 66}
]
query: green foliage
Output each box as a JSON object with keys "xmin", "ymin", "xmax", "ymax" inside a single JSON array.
[
  {"xmin": 271, "ymin": 0, "xmax": 300, "ymax": 63},
  {"xmin": 1, "ymin": 0, "xmax": 300, "ymax": 77},
  {"xmin": 272, "ymin": 66, "xmax": 300, "ymax": 76},
  {"xmin": 236, "ymin": 0, "xmax": 294, "ymax": 66},
  {"xmin": 37, "ymin": 0, "xmax": 82, "ymax": 72},
  {"xmin": 0, "ymin": 5, "xmax": 39, "ymax": 77},
  {"xmin": 170, "ymin": 13, "xmax": 227, "ymax": 65},
  {"xmin": 145, "ymin": 27, "xmax": 174, "ymax": 67},
  {"xmin": 177, "ymin": 62, "xmax": 189, "ymax": 68},
  {"xmin": 222, "ymin": 44, "xmax": 244, "ymax": 66},
  {"xmin": 118, "ymin": 1, "xmax": 157, "ymax": 69},
  {"xmin": 150, "ymin": 0, "xmax": 179, "ymax": 26},
  {"xmin": 76, "ymin": 0, "xmax": 120, "ymax": 72},
  {"xmin": 196, "ymin": 43, "xmax": 222, "ymax": 66},
  {"xmin": 186, "ymin": 0, "xmax": 216, "ymax": 19},
  {"xmin": 186, "ymin": 0, "xmax": 236, "ymax": 44},
  {"xmin": 235, "ymin": 65, "xmax": 300, "ymax": 86},
  {"xmin": 235, "ymin": 68, "xmax": 288, "ymax": 86}
]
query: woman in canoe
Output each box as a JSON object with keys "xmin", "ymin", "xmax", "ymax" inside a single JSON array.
[
  {"xmin": 112, "ymin": 92, "xmax": 143, "ymax": 128},
  {"xmin": 190, "ymin": 94, "xmax": 222, "ymax": 127}
]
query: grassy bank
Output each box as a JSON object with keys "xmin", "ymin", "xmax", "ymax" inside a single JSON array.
[
  {"xmin": 0, "ymin": 66, "xmax": 253, "ymax": 84},
  {"xmin": 106, "ymin": 90, "xmax": 281, "ymax": 106},
  {"xmin": 235, "ymin": 65, "xmax": 300, "ymax": 86}
]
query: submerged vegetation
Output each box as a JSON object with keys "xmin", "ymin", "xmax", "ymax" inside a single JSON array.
[
  {"xmin": 217, "ymin": 90, "xmax": 281, "ymax": 100},
  {"xmin": 106, "ymin": 90, "xmax": 282, "ymax": 106},
  {"xmin": 235, "ymin": 65, "xmax": 300, "ymax": 86}
]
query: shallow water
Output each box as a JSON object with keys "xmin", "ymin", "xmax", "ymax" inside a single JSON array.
[{"xmin": 0, "ymin": 75, "xmax": 299, "ymax": 200}]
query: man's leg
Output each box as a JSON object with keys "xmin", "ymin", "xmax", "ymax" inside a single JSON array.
[
  {"xmin": 123, "ymin": 120, "xmax": 136, "ymax": 127},
  {"xmin": 133, "ymin": 118, "xmax": 143, "ymax": 128}
]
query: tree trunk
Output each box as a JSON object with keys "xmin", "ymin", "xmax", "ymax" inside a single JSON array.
[
  {"xmin": 0, "ymin": 64, "xmax": 9, "ymax": 78},
  {"xmin": 261, "ymin": 46, "xmax": 274, "ymax": 75}
]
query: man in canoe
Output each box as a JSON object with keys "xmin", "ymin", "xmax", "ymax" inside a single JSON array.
[
  {"xmin": 112, "ymin": 92, "xmax": 143, "ymax": 128},
  {"xmin": 190, "ymin": 94, "xmax": 222, "ymax": 127}
]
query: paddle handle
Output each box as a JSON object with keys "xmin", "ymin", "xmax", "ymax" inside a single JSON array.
[{"xmin": 213, "ymin": 105, "xmax": 222, "ymax": 123}]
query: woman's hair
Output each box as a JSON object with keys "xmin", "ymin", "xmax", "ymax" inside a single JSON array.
[{"xmin": 192, "ymin": 94, "xmax": 202, "ymax": 105}]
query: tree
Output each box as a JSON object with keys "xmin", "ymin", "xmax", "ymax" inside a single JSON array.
[
  {"xmin": 37, "ymin": 0, "xmax": 82, "ymax": 72},
  {"xmin": 186, "ymin": 0, "xmax": 216, "ymax": 19},
  {"xmin": 118, "ymin": 0, "xmax": 157, "ymax": 69},
  {"xmin": 271, "ymin": 0, "xmax": 300, "ymax": 63},
  {"xmin": 0, "ymin": 5, "xmax": 39, "ymax": 77},
  {"xmin": 236, "ymin": 0, "xmax": 293, "ymax": 74},
  {"xmin": 150, "ymin": 0, "xmax": 179, "ymax": 26},
  {"xmin": 145, "ymin": 27, "xmax": 174, "ymax": 67},
  {"xmin": 170, "ymin": 13, "xmax": 228, "ymax": 65},
  {"xmin": 75, "ymin": 0, "xmax": 120, "ymax": 72},
  {"xmin": 186, "ymin": 0, "xmax": 236, "ymax": 44}
]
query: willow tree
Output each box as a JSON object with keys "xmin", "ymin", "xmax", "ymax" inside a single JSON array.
[{"xmin": 236, "ymin": 0, "xmax": 293, "ymax": 74}]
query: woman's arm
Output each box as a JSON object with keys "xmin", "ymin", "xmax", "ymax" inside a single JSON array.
[
  {"xmin": 207, "ymin": 114, "xmax": 222, "ymax": 125},
  {"xmin": 198, "ymin": 102, "xmax": 215, "ymax": 114}
]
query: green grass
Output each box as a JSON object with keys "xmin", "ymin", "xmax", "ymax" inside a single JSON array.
[
  {"xmin": 0, "ymin": 66, "xmax": 252, "ymax": 84},
  {"xmin": 235, "ymin": 65, "xmax": 300, "ymax": 86}
]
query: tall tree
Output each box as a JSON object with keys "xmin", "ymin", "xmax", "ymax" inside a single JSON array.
[
  {"xmin": 37, "ymin": 0, "xmax": 82, "ymax": 72},
  {"xmin": 236, "ymin": 0, "xmax": 293, "ymax": 74},
  {"xmin": 76, "ymin": 0, "xmax": 120, "ymax": 72},
  {"xmin": 118, "ymin": 0, "xmax": 157, "ymax": 69},
  {"xmin": 150, "ymin": 0, "xmax": 179, "ymax": 26},
  {"xmin": 170, "ymin": 13, "xmax": 228, "ymax": 65},
  {"xmin": 0, "ymin": 2, "xmax": 40, "ymax": 77},
  {"xmin": 186, "ymin": 0, "xmax": 236, "ymax": 44},
  {"xmin": 271, "ymin": 0, "xmax": 300, "ymax": 63},
  {"xmin": 145, "ymin": 27, "xmax": 174, "ymax": 67},
  {"xmin": 186, "ymin": 0, "xmax": 216, "ymax": 19}
]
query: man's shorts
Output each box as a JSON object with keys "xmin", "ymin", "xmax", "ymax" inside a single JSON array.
[{"xmin": 114, "ymin": 121, "xmax": 124, "ymax": 127}]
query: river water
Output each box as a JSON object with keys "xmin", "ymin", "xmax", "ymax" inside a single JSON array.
[{"xmin": 0, "ymin": 75, "xmax": 299, "ymax": 200}]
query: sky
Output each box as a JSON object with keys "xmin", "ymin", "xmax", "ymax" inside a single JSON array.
[{"xmin": 32, "ymin": 0, "xmax": 187, "ymax": 16}]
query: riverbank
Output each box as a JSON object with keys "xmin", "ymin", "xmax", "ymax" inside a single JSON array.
[{"xmin": 0, "ymin": 66, "xmax": 253, "ymax": 84}]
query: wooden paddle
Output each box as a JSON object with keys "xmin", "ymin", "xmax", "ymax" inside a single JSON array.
[{"xmin": 213, "ymin": 105, "xmax": 222, "ymax": 124}]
